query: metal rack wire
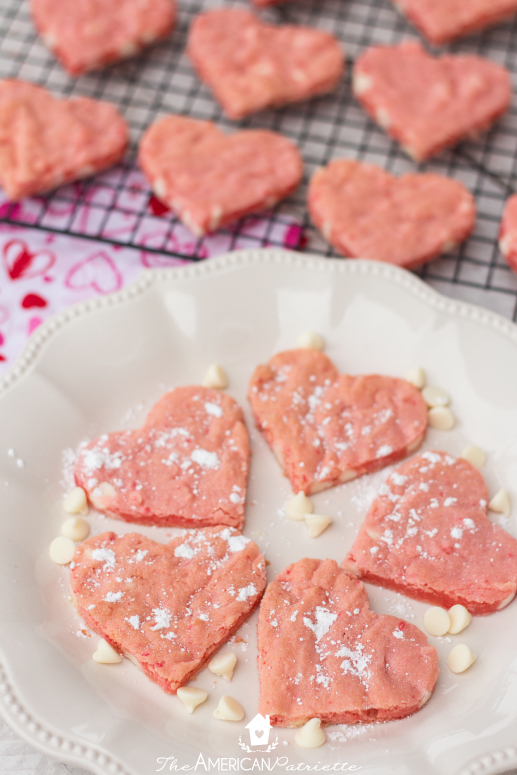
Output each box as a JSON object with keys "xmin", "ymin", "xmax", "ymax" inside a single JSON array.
[{"xmin": 1, "ymin": 0, "xmax": 517, "ymax": 319}]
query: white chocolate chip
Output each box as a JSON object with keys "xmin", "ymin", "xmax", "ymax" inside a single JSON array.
[
  {"xmin": 153, "ymin": 178, "xmax": 167, "ymax": 200},
  {"xmin": 447, "ymin": 643, "xmax": 477, "ymax": 673},
  {"xmin": 460, "ymin": 445, "xmax": 486, "ymax": 469},
  {"xmin": 499, "ymin": 235, "xmax": 512, "ymax": 257},
  {"xmin": 177, "ymin": 687, "xmax": 208, "ymax": 713},
  {"xmin": 418, "ymin": 690, "xmax": 432, "ymax": 709},
  {"xmin": 375, "ymin": 107, "xmax": 391, "ymax": 129},
  {"xmin": 422, "ymin": 386, "xmax": 450, "ymax": 407},
  {"xmin": 428, "ymin": 406, "xmax": 455, "ymax": 430},
  {"xmin": 447, "ymin": 605, "xmax": 472, "ymax": 635},
  {"xmin": 297, "ymin": 331, "xmax": 325, "ymax": 351},
  {"xmin": 61, "ymin": 516, "xmax": 90, "ymax": 542},
  {"xmin": 423, "ymin": 606, "xmax": 451, "ymax": 637},
  {"xmin": 285, "ymin": 491, "xmax": 313, "ymax": 521},
  {"xmin": 120, "ymin": 40, "xmax": 139, "ymax": 58},
  {"xmin": 213, "ymin": 695, "xmax": 244, "ymax": 721},
  {"xmin": 497, "ymin": 591, "xmax": 515, "ymax": 610},
  {"xmin": 305, "ymin": 514, "xmax": 332, "ymax": 538},
  {"xmin": 92, "ymin": 639, "xmax": 122, "ymax": 664},
  {"xmin": 49, "ymin": 536, "xmax": 76, "ymax": 565},
  {"xmin": 203, "ymin": 364, "xmax": 228, "ymax": 390},
  {"xmin": 63, "ymin": 486, "xmax": 88, "ymax": 514},
  {"xmin": 489, "ymin": 488, "xmax": 511, "ymax": 518},
  {"xmin": 352, "ymin": 71, "xmax": 373, "ymax": 95},
  {"xmin": 294, "ymin": 718, "xmax": 326, "ymax": 749},
  {"xmin": 208, "ymin": 652, "xmax": 237, "ymax": 682},
  {"xmin": 90, "ymin": 481, "xmax": 117, "ymax": 509},
  {"xmin": 405, "ymin": 367, "xmax": 426, "ymax": 390}
]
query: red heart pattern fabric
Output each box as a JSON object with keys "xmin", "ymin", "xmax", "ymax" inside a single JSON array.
[
  {"xmin": 187, "ymin": 9, "xmax": 344, "ymax": 120},
  {"xmin": 391, "ymin": 0, "xmax": 517, "ymax": 45},
  {"xmin": 344, "ymin": 451, "xmax": 517, "ymax": 614},
  {"xmin": 75, "ymin": 387, "xmax": 250, "ymax": 529},
  {"xmin": 258, "ymin": 558, "xmax": 439, "ymax": 725},
  {"xmin": 71, "ymin": 528, "xmax": 266, "ymax": 692},
  {"xmin": 248, "ymin": 349, "xmax": 427, "ymax": 495},
  {"xmin": 308, "ymin": 159, "xmax": 476, "ymax": 267},
  {"xmin": 31, "ymin": 0, "xmax": 176, "ymax": 75},
  {"xmin": 138, "ymin": 115, "xmax": 303, "ymax": 237},
  {"xmin": 353, "ymin": 42, "xmax": 510, "ymax": 162},
  {"xmin": 0, "ymin": 80, "xmax": 128, "ymax": 201},
  {"xmin": 3, "ymin": 239, "xmax": 55, "ymax": 280}
]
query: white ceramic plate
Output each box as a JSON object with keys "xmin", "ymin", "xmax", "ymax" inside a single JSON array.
[{"xmin": 1, "ymin": 249, "xmax": 517, "ymax": 775}]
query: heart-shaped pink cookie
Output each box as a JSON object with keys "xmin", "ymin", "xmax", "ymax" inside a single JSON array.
[
  {"xmin": 391, "ymin": 0, "xmax": 517, "ymax": 45},
  {"xmin": 75, "ymin": 387, "xmax": 249, "ymax": 529},
  {"xmin": 498, "ymin": 194, "xmax": 517, "ymax": 275},
  {"xmin": 308, "ymin": 159, "xmax": 475, "ymax": 267},
  {"xmin": 31, "ymin": 0, "xmax": 176, "ymax": 75},
  {"xmin": 248, "ymin": 350, "xmax": 427, "ymax": 495},
  {"xmin": 138, "ymin": 115, "xmax": 303, "ymax": 237},
  {"xmin": 0, "ymin": 80, "xmax": 128, "ymax": 201},
  {"xmin": 258, "ymin": 558, "xmax": 439, "ymax": 725},
  {"xmin": 71, "ymin": 528, "xmax": 266, "ymax": 692},
  {"xmin": 353, "ymin": 42, "xmax": 510, "ymax": 162},
  {"xmin": 187, "ymin": 9, "xmax": 344, "ymax": 120},
  {"xmin": 345, "ymin": 451, "xmax": 517, "ymax": 614}
]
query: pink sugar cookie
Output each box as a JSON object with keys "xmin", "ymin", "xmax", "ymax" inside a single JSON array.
[
  {"xmin": 75, "ymin": 387, "xmax": 249, "ymax": 529},
  {"xmin": 345, "ymin": 451, "xmax": 517, "ymax": 614},
  {"xmin": 71, "ymin": 528, "xmax": 266, "ymax": 692},
  {"xmin": 248, "ymin": 349, "xmax": 427, "ymax": 495},
  {"xmin": 258, "ymin": 558, "xmax": 439, "ymax": 726},
  {"xmin": 0, "ymin": 80, "xmax": 128, "ymax": 201}
]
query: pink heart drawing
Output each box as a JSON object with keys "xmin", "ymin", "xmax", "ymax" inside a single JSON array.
[
  {"xmin": 65, "ymin": 252, "xmax": 123, "ymax": 295},
  {"xmin": 3, "ymin": 239, "xmax": 56, "ymax": 280},
  {"xmin": 28, "ymin": 316, "xmax": 44, "ymax": 335}
]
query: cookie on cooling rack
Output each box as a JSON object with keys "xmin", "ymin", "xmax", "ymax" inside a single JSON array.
[
  {"xmin": 390, "ymin": 0, "xmax": 517, "ymax": 45},
  {"xmin": 353, "ymin": 41, "xmax": 510, "ymax": 162},
  {"xmin": 71, "ymin": 528, "xmax": 266, "ymax": 693},
  {"xmin": 257, "ymin": 558, "xmax": 439, "ymax": 726},
  {"xmin": 0, "ymin": 80, "xmax": 128, "ymax": 201},
  {"xmin": 498, "ymin": 194, "xmax": 517, "ymax": 275},
  {"xmin": 187, "ymin": 8, "xmax": 344, "ymax": 120},
  {"xmin": 30, "ymin": 0, "xmax": 176, "ymax": 75},
  {"xmin": 138, "ymin": 114, "xmax": 303, "ymax": 237},
  {"xmin": 308, "ymin": 159, "xmax": 475, "ymax": 267}
]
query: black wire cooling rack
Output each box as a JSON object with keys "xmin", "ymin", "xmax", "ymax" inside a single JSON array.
[{"xmin": 1, "ymin": 0, "xmax": 517, "ymax": 319}]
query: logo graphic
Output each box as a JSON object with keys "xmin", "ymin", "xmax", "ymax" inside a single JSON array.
[{"xmin": 238, "ymin": 713, "xmax": 278, "ymax": 752}]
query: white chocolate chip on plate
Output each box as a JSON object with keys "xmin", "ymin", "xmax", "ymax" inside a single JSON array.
[
  {"xmin": 305, "ymin": 514, "xmax": 332, "ymax": 538},
  {"xmin": 447, "ymin": 605, "xmax": 471, "ymax": 635},
  {"xmin": 93, "ymin": 639, "xmax": 122, "ymax": 664},
  {"xmin": 295, "ymin": 718, "xmax": 326, "ymax": 749},
  {"xmin": 177, "ymin": 687, "xmax": 208, "ymax": 714},
  {"xmin": 460, "ymin": 445, "xmax": 486, "ymax": 469},
  {"xmin": 422, "ymin": 386, "xmax": 450, "ymax": 408},
  {"xmin": 49, "ymin": 536, "xmax": 76, "ymax": 565},
  {"xmin": 489, "ymin": 488, "xmax": 511, "ymax": 517},
  {"xmin": 405, "ymin": 367, "xmax": 426, "ymax": 390},
  {"xmin": 297, "ymin": 331, "xmax": 325, "ymax": 351},
  {"xmin": 213, "ymin": 695, "xmax": 244, "ymax": 721},
  {"xmin": 423, "ymin": 606, "xmax": 451, "ymax": 637},
  {"xmin": 447, "ymin": 644, "xmax": 477, "ymax": 673},
  {"xmin": 285, "ymin": 491, "xmax": 313, "ymax": 521},
  {"xmin": 63, "ymin": 486, "xmax": 88, "ymax": 515},
  {"xmin": 208, "ymin": 652, "xmax": 237, "ymax": 682},
  {"xmin": 428, "ymin": 406, "xmax": 455, "ymax": 431},
  {"xmin": 203, "ymin": 364, "xmax": 228, "ymax": 390},
  {"xmin": 61, "ymin": 516, "xmax": 90, "ymax": 542}
]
